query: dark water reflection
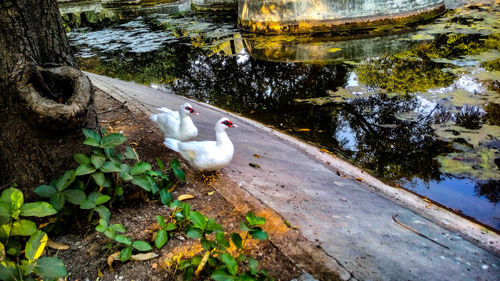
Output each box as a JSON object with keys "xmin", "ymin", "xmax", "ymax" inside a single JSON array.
[{"xmin": 65, "ymin": 4, "xmax": 500, "ymax": 229}]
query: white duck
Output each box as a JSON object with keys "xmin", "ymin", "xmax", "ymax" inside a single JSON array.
[
  {"xmin": 163, "ymin": 117, "xmax": 237, "ymax": 171},
  {"xmin": 150, "ymin": 103, "xmax": 198, "ymax": 141}
]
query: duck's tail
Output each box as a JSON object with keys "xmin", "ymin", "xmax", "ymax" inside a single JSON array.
[
  {"xmin": 150, "ymin": 114, "xmax": 158, "ymax": 123},
  {"xmin": 163, "ymin": 138, "xmax": 180, "ymax": 152}
]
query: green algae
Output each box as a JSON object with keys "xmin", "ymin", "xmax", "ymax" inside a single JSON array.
[{"xmin": 435, "ymin": 143, "xmax": 500, "ymax": 181}]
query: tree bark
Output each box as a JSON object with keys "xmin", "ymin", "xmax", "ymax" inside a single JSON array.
[{"xmin": 0, "ymin": 0, "xmax": 99, "ymax": 194}]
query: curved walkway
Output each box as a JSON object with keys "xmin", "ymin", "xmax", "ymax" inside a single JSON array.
[{"xmin": 87, "ymin": 72, "xmax": 499, "ymax": 281}]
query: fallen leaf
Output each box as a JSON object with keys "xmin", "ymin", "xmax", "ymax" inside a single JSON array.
[
  {"xmin": 178, "ymin": 194, "xmax": 194, "ymax": 201},
  {"xmin": 39, "ymin": 217, "xmax": 57, "ymax": 228},
  {"xmin": 328, "ymin": 47, "xmax": 342, "ymax": 53},
  {"xmin": 249, "ymin": 163, "xmax": 261, "ymax": 168},
  {"xmin": 47, "ymin": 239, "xmax": 70, "ymax": 250},
  {"xmin": 355, "ymin": 177, "xmax": 363, "ymax": 182},
  {"xmin": 152, "ymin": 263, "xmax": 158, "ymax": 269},
  {"xmin": 207, "ymin": 191, "xmax": 214, "ymax": 195},
  {"xmin": 253, "ymin": 154, "xmax": 260, "ymax": 158},
  {"xmin": 296, "ymin": 128, "xmax": 311, "ymax": 132},
  {"xmin": 108, "ymin": 252, "xmax": 120, "ymax": 271},
  {"xmin": 131, "ymin": 252, "xmax": 158, "ymax": 261},
  {"xmin": 130, "ymin": 142, "xmax": 139, "ymax": 146},
  {"xmin": 320, "ymin": 148, "xmax": 332, "ymax": 154},
  {"xmin": 98, "ymin": 268, "xmax": 103, "ymax": 277}
]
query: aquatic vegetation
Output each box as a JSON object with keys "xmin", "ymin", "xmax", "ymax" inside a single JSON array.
[
  {"xmin": 356, "ymin": 56, "xmax": 455, "ymax": 93},
  {"xmin": 435, "ymin": 143, "xmax": 500, "ymax": 181}
]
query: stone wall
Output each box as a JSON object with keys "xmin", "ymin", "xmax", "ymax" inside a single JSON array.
[{"xmin": 239, "ymin": 0, "xmax": 445, "ymax": 34}]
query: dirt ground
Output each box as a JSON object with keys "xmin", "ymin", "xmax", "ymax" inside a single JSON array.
[{"xmin": 51, "ymin": 88, "xmax": 302, "ymax": 281}]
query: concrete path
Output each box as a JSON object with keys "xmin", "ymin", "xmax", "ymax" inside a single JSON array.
[{"xmin": 87, "ymin": 72, "xmax": 500, "ymax": 281}]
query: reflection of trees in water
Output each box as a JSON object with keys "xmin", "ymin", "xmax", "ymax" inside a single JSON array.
[
  {"xmin": 173, "ymin": 52, "xmax": 348, "ymax": 131},
  {"xmin": 335, "ymin": 95, "xmax": 452, "ymax": 183},
  {"xmin": 475, "ymin": 181, "xmax": 500, "ymax": 204}
]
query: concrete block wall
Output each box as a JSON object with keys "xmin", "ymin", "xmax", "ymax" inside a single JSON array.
[{"xmin": 239, "ymin": 0, "xmax": 445, "ymax": 34}]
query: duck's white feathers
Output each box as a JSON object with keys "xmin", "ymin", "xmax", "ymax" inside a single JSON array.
[
  {"xmin": 163, "ymin": 117, "xmax": 235, "ymax": 171},
  {"xmin": 150, "ymin": 103, "xmax": 198, "ymax": 141}
]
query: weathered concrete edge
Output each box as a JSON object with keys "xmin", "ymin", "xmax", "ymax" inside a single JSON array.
[
  {"xmin": 87, "ymin": 74, "xmax": 355, "ymax": 280},
  {"xmin": 214, "ymin": 176, "xmax": 357, "ymax": 281},
  {"xmin": 213, "ymin": 107, "xmax": 500, "ymax": 257},
  {"xmin": 87, "ymin": 73, "xmax": 500, "ymax": 257}
]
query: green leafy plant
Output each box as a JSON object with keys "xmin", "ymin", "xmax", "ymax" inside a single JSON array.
[
  {"xmin": 159, "ymin": 208, "xmax": 272, "ymax": 281},
  {"xmin": 0, "ymin": 187, "xmax": 66, "ymax": 281}
]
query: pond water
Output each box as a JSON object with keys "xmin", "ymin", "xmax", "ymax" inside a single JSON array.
[{"xmin": 63, "ymin": 1, "xmax": 500, "ymax": 230}]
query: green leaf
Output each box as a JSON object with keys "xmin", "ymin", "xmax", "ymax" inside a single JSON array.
[
  {"xmin": 5, "ymin": 240, "xmax": 21, "ymax": 256},
  {"xmin": 164, "ymin": 223, "xmax": 177, "ymax": 231},
  {"xmin": 110, "ymin": 224, "xmax": 126, "ymax": 233},
  {"xmin": 184, "ymin": 266, "xmax": 194, "ymax": 281},
  {"xmin": 50, "ymin": 192, "xmax": 65, "ymax": 211},
  {"xmin": 83, "ymin": 128, "xmax": 101, "ymax": 146},
  {"xmin": 211, "ymin": 268, "xmax": 235, "ymax": 281},
  {"xmin": 95, "ymin": 195, "xmax": 111, "ymax": 206},
  {"xmin": 235, "ymin": 273, "xmax": 253, "ymax": 281},
  {"xmin": 250, "ymin": 229, "xmax": 268, "ymax": 240},
  {"xmin": 114, "ymin": 186, "xmax": 124, "ymax": 196},
  {"xmin": 88, "ymin": 191, "xmax": 102, "ymax": 202},
  {"xmin": 124, "ymin": 146, "xmax": 137, "ymax": 160},
  {"xmin": 155, "ymin": 230, "xmax": 168, "ymax": 249},
  {"xmin": 0, "ymin": 260, "xmax": 20, "ymax": 281},
  {"xmin": 100, "ymin": 161, "xmax": 122, "ymax": 173},
  {"xmin": 170, "ymin": 159, "xmax": 185, "ymax": 182},
  {"xmin": 206, "ymin": 218, "xmax": 222, "ymax": 232},
  {"xmin": 0, "ymin": 203, "xmax": 11, "ymax": 225},
  {"xmin": 76, "ymin": 164, "xmax": 96, "ymax": 176},
  {"xmin": 240, "ymin": 223, "xmax": 252, "ymax": 232},
  {"xmin": 74, "ymin": 153, "xmax": 90, "ymax": 165},
  {"xmin": 216, "ymin": 232, "xmax": 230, "ymax": 249},
  {"xmin": 120, "ymin": 247, "xmax": 132, "ymax": 262},
  {"xmin": 54, "ymin": 170, "xmax": 76, "ymax": 191},
  {"xmin": 90, "ymin": 155, "xmax": 106, "ymax": 169},
  {"xmin": 11, "ymin": 220, "xmax": 37, "ymax": 236},
  {"xmin": 236, "ymin": 254, "xmax": 246, "ymax": 263},
  {"xmin": 131, "ymin": 162, "xmax": 152, "ymax": 176},
  {"xmin": 95, "ymin": 225, "xmax": 106, "ymax": 232},
  {"xmin": 92, "ymin": 171, "xmax": 106, "ymax": 187},
  {"xmin": 26, "ymin": 231, "xmax": 47, "ymax": 261},
  {"xmin": 104, "ymin": 229, "xmax": 116, "ymax": 239},
  {"xmin": 100, "ymin": 133, "xmax": 126, "ymax": 148},
  {"xmin": 33, "ymin": 185, "xmax": 57, "ymax": 198},
  {"xmin": 20, "ymin": 202, "xmax": 57, "ymax": 217},
  {"xmin": 63, "ymin": 189, "xmax": 87, "ymax": 205},
  {"xmin": 230, "ymin": 233, "xmax": 242, "ymax": 249},
  {"xmin": 248, "ymin": 257, "xmax": 258, "ymax": 275},
  {"xmin": 156, "ymin": 215, "xmax": 167, "ymax": 229},
  {"xmin": 120, "ymin": 163, "xmax": 133, "ymax": 181},
  {"xmin": 188, "ymin": 211, "xmax": 207, "ymax": 229},
  {"xmin": 132, "ymin": 175, "xmax": 152, "ymax": 192},
  {"xmin": 114, "ymin": 235, "xmax": 132, "ymax": 246},
  {"xmin": 246, "ymin": 212, "xmax": 265, "ymax": 226},
  {"xmin": 156, "ymin": 157, "xmax": 165, "ymax": 170},
  {"xmin": 94, "ymin": 205, "xmax": 111, "ymax": 221},
  {"xmin": 170, "ymin": 158, "xmax": 181, "ymax": 169},
  {"xmin": 132, "ymin": 240, "xmax": 152, "ymax": 251},
  {"xmin": 159, "ymin": 189, "xmax": 172, "ymax": 206},
  {"xmin": 34, "ymin": 257, "xmax": 67, "ymax": 279},
  {"xmin": 186, "ymin": 228, "xmax": 203, "ymax": 239},
  {"xmin": 4, "ymin": 189, "xmax": 23, "ymax": 219},
  {"xmin": 80, "ymin": 199, "xmax": 96, "ymax": 210}
]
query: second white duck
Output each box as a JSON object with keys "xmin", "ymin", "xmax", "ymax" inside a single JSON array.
[
  {"xmin": 163, "ymin": 117, "xmax": 237, "ymax": 171},
  {"xmin": 150, "ymin": 103, "xmax": 198, "ymax": 141}
]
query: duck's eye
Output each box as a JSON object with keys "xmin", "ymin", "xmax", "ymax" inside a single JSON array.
[
  {"xmin": 222, "ymin": 120, "xmax": 229, "ymax": 126},
  {"xmin": 185, "ymin": 106, "xmax": 190, "ymax": 111}
]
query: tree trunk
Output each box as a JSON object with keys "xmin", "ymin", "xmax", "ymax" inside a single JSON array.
[{"xmin": 0, "ymin": 0, "xmax": 99, "ymax": 194}]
